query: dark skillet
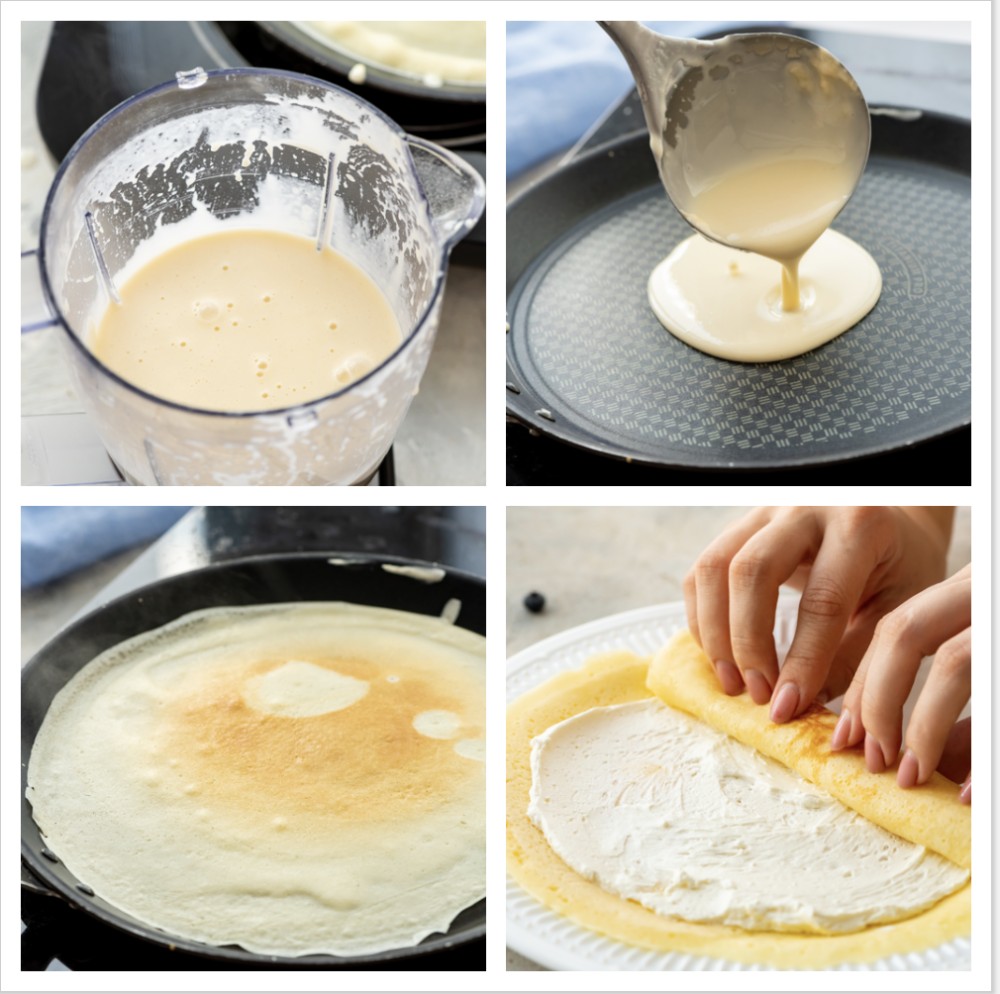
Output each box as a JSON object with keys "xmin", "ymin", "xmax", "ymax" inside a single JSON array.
[
  {"xmin": 506, "ymin": 111, "xmax": 971, "ymax": 473},
  {"xmin": 244, "ymin": 21, "xmax": 486, "ymax": 146},
  {"xmin": 257, "ymin": 21, "xmax": 486, "ymax": 104},
  {"xmin": 21, "ymin": 553, "xmax": 485, "ymax": 969}
]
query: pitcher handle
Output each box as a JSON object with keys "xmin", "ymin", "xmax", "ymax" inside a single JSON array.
[
  {"xmin": 405, "ymin": 137, "xmax": 486, "ymax": 252},
  {"xmin": 22, "ymin": 250, "xmax": 57, "ymax": 333}
]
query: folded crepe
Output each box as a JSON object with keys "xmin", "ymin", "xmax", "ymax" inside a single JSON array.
[{"xmin": 647, "ymin": 629, "xmax": 971, "ymax": 870}]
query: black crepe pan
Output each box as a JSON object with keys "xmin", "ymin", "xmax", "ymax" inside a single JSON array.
[
  {"xmin": 21, "ymin": 553, "xmax": 485, "ymax": 970},
  {"xmin": 248, "ymin": 21, "xmax": 486, "ymax": 145},
  {"xmin": 506, "ymin": 110, "xmax": 971, "ymax": 472}
]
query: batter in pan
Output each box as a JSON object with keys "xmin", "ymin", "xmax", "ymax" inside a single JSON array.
[{"xmin": 648, "ymin": 156, "xmax": 882, "ymax": 363}]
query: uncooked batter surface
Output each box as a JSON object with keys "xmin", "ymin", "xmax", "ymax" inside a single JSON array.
[
  {"xmin": 90, "ymin": 229, "xmax": 400, "ymax": 412},
  {"xmin": 304, "ymin": 21, "xmax": 486, "ymax": 82},
  {"xmin": 648, "ymin": 228, "xmax": 882, "ymax": 362}
]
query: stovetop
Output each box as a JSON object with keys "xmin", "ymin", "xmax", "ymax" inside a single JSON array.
[{"xmin": 21, "ymin": 506, "xmax": 486, "ymax": 971}]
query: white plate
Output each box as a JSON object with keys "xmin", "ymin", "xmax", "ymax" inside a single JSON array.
[{"xmin": 505, "ymin": 598, "xmax": 971, "ymax": 971}]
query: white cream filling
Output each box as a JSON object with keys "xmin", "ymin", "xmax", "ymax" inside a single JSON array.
[{"xmin": 528, "ymin": 699, "xmax": 968, "ymax": 934}]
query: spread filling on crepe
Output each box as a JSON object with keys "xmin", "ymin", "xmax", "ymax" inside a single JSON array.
[
  {"xmin": 647, "ymin": 630, "xmax": 970, "ymax": 868},
  {"xmin": 507, "ymin": 636, "xmax": 971, "ymax": 969},
  {"xmin": 529, "ymin": 698, "xmax": 967, "ymax": 934},
  {"xmin": 28, "ymin": 603, "xmax": 486, "ymax": 958}
]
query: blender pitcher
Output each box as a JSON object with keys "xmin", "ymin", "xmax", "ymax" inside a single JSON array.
[{"xmin": 21, "ymin": 68, "xmax": 485, "ymax": 486}]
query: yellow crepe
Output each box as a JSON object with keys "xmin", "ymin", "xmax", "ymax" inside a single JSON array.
[
  {"xmin": 506, "ymin": 649, "xmax": 971, "ymax": 969},
  {"xmin": 647, "ymin": 630, "xmax": 971, "ymax": 869}
]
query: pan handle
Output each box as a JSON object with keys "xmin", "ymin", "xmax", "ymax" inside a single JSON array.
[{"xmin": 21, "ymin": 860, "xmax": 64, "ymax": 901}]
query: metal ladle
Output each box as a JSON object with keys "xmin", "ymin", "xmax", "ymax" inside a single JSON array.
[{"xmin": 598, "ymin": 22, "xmax": 871, "ymax": 264}]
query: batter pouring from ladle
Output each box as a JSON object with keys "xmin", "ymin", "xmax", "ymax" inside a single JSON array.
[{"xmin": 600, "ymin": 23, "xmax": 882, "ymax": 362}]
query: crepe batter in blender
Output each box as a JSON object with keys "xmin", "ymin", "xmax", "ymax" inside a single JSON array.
[{"xmin": 90, "ymin": 229, "xmax": 401, "ymax": 412}]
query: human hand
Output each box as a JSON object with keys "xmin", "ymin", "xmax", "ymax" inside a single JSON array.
[
  {"xmin": 683, "ymin": 506, "xmax": 954, "ymax": 720},
  {"xmin": 831, "ymin": 563, "xmax": 971, "ymax": 802}
]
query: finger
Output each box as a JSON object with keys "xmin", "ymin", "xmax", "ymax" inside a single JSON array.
[
  {"xmin": 771, "ymin": 517, "xmax": 883, "ymax": 723},
  {"xmin": 898, "ymin": 627, "xmax": 971, "ymax": 787},
  {"xmin": 942, "ymin": 561, "xmax": 972, "ymax": 585},
  {"xmin": 783, "ymin": 562, "xmax": 814, "ymax": 592},
  {"xmin": 935, "ymin": 716, "xmax": 971, "ymax": 785},
  {"xmin": 683, "ymin": 568, "xmax": 701, "ymax": 647},
  {"xmin": 819, "ymin": 614, "xmax": 883, "ymax": 704},
  {"xmin": 690, "ymin": 510, "xmax": 774, "ymax": 694},
  {"xmin": 685, "ymin": 567, "xmax": 746, "ymax": 695},
  {"xmin": 958, "ymin": 772, "xmax": 971, "ymax": 805},
  {"xmin": 859, "ymin": 578, "xmax": 971, "ymax": 772},
  {"xmin": 729, "ymin": 510, "xmax": 821, "ymax": 704},
  {"xmin": 830, "ymin": 578, "xmax": 940, "ymax": 750},
  {"xmin": 833, "ymin": 624, "xmax": 881, "ymax": 751}
]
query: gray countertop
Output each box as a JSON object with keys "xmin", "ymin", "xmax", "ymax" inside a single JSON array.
[
  {"xmin": 20, "ymin": 22, "xmax": 484, "ymax": 487},
  {"xmin": 506, "ymin": 504, "xmax": 971, "ymax": 970}
]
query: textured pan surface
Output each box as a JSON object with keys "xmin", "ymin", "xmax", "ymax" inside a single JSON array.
[{"xmin": 506, "ymin": 115, "xmax": 970, "ymax": 469}]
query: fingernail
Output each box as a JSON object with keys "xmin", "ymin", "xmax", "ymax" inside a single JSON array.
[
  {"xmin": 831, "ymin": 707, "xmax": 851, "ymax": 751},
  {"xmin": 959, "ymin": 773, "xmax": 971, "ymax": 805},
  {"xmin": 897, "ymin": 749, "xmax": 919, "ymax": 789},
  {"xmin": 865, "ymin": 733, "xmax": 886, "ymax": 774},
  {"xmin": 744, "ymin": 669, "xmax": 772, "ymax": 705},
  {"xmin": 815, "ymin": 690, "xmax": 830, "ymax": 706},
  {"xmin": 714, "ymin": 660, "xmax": 744, "ymax": 696},
  {"xmin": 769, "ymin": 684, "xmax": 799, "ymax": 724}
]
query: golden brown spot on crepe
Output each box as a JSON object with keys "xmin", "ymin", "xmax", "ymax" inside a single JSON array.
[
  {"xmin": 159, "ymin": 653, "xmax": 482, "ymax": 823},
  {"xmin": 783, "ymin": 703, "xmax": 839, "ymax": 762}
]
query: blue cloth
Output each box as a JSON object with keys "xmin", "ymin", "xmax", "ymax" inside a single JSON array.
[
  {"xmin": 21, "ymin": 507, "xmax": 192, "ymax": 589},
  {"xmin": 506, "ymin": 21, "xmax": 766, "ymax": 178}
]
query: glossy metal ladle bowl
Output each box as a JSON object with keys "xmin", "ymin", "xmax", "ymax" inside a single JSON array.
[{"xmin": 598, "ymin": 22, "xmax": 871, "ymax": 249}]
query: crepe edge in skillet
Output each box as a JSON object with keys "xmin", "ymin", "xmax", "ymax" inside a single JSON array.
[{"xmin": 27, "ymin": 601, "xmax": 486, "ymax": 959}]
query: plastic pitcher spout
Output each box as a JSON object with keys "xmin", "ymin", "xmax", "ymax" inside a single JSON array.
[{"xmin": 406, "ymin": 137, "xmax": 485, "ymax": 252}]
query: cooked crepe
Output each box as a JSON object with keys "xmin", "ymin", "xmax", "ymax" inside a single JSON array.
[
  {"xmin": 303, "ymin": 22, "xmax": 487, "ymax": 83},
  {"xmin": 28, "ymin": 603, "xmax": 486, "ymax": 957},
  {"xmin": 507, "ymin": 645, "xmax": 971, "ymax": 969}
]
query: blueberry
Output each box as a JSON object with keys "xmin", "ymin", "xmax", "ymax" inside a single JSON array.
[{"xmin": 524, "ymin": 591, "xmax": 546, "ymax": 613}]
